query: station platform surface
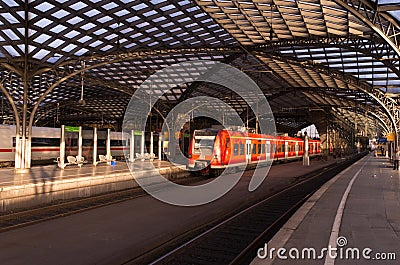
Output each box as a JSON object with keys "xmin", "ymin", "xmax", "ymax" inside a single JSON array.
[
  {"xmin": 0, "ymin": 160, "xmax": 183, "ymax": 188},
  {"xmin": 252, "ymin": 154, "xmax": 400, "ymax": 265}
]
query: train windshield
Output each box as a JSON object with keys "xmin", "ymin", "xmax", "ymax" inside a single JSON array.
[{"xmin": 193, "ymin": 130, "xmax": 218, "ymax": 155}]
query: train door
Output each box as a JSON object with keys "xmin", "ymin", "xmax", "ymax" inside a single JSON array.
[
  {"xmin": 285, "ymin": 141, "xmax": 288, "ymax": 159},
  {"xmin": 246, "ymin": 139, "xmax": 252, "ymax": 163},
  {"xmin": 266, "ymin": 141, "xmax": 270, "ymax": 160}
]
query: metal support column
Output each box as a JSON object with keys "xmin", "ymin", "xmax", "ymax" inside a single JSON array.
[
  {"xmin": 141, "ymin": 131, "xmax": 145, "ymax": 156},
  {"xmin": 93, "ymin": 127, "xmax": 98, "ymax": 166},
  {"xmin": 78, "ymin": 126, "xmax": 83, "ymax": 161},
  {"xmin": 59, "ymin": 125, "xmax": 65, "ymax": 169},
  {"xmin": 130, "ymin": 130, "xmax": 135, "ymax": 162},
  {"xmin": 106, "ymin": 128, "xmax": 111, "ymax": 160},
  {"xmin": 303, "ymin": 133, "xmax": 310, "ymax": 166},
  {"xmin": 150, "ymin": 131, "xmax": 154, "ymax": 155},
  {"xmin": 158, "ymin": 133, "xmax": 162, "ymax": 161}
]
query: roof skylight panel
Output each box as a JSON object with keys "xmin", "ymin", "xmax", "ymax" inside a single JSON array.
[
  {"xmin": 52, "ymin": 10, "xmax": 70, "ymax": 19},
  {"xmin": 70, "ymin": 1, "xmax": 88, "ymax": 11},
  {"xmin": 102, "ymin": 2, "xmax": 119, "ymax": 11}
]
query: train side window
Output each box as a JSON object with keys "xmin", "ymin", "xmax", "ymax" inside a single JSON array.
[
  {"xmin": 31, "ymin": 138, "xmax": 61, "ymax": 147},
  {"xmin": 240, "ymin": 143, "xmax": 245, "ymax": 155},
  {"xmin": 110, "ymin": 140, "xmax": 126, "ymax": 146},
  {"xmin": 252, "ymin": 144, "xmax": 257, "ymax": 154},
  {"xmin": 261, "ymin": 144, "xmax": 265, "ymax": 154},
  {"xmin": 258, "ymin": 144, "xmax": 261, "ymax": 154},
  {"xmin": 233, "ymin": 143, "xmax": 239, "ymax": 156}
]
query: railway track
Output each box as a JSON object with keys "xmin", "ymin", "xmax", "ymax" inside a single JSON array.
[
  {"xmin": 141, "ymin": 153, "xmax": 366, "ymax": 265},
  {"xmin": 0, "ymin": 176, "xmax": 206, "ymax": 232}
]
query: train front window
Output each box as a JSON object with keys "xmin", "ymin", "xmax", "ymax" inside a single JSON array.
[{"xmin": 193, "ymin": 130, "xmax": 217, "ymax": 155}]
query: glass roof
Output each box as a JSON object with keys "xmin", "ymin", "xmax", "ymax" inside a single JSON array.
[{"xmin": 0, "ymin": 0, "xmax": 398, "ymax": 133}]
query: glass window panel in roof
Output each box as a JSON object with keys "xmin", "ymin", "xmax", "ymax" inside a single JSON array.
[
  {"xmin": 2, "ymin": 29, "xmax": 19, "ymax": 41},
  {"xmin": 138, "ymin": 37, "xmax": 151, "ymax": 43},
  {"xmin": 3, "ymin": 0, "xmax": 18, "ymax": 7},
  {"xmin": 126, "ymin": 16, "xmax": 140, "ymax": 23},
  {"xmin": 70, "ymin": 1, "xmax": 88, "ymax": 10},
  {"xmin": 136, "ymin": 22, "xmax": 150, "ymax": 28},
  {"xmin": 102, "ymin": 2, "xmax": 119, "ymax": 10},
  {"xmin": 130, "ymin": 32, "xmax": 142, "ymax": 38},
  {"xmin": 161, "ymin": 4, "xmax": 175, "ymax": 11},
  {"xmin": 52, "ymin": 9, "xmax": 70, "ymax": 19},
  {"xmin": 32, "ymin": 49, "xmax": 50, "ymax": 60},
  {"xmin": 1, "ymin": 13, "xmax": 19, "ymax": 24},
  {"xmin": 105, "ymin": 33, "xmax": 117, "ymax": 40},
  {"xmin": 64, "ymin": 30, "xmax": 80, "ymax": 39},
  {"xmin": 48, "ymin": 39, "xmax": 65, "ymax": 48},
  {"xmin": 3, "ymin": 45, "xmax": 20, "ymax": 56},
  {"xmin": 97, "ymin": 16, "xmax": 112, "ymax": 23},
  {"xmin": 93, "ymin": 28, "xmax": 107, "ymax": 35},
  {"xmin": 62, "ymin": 43, "xmax": 77, "ymax": 52},
  {"xmin": 115, "ymin": 9, "xmax": 129, "ymax": 17},
  {"xmin": 67, "ymin": 16, "xmax": 84, "ymax": 25},
  {"xmin": 81, "ymin": 23, "xmax": 96, "ymax": 30},
  {"xmin": 133, "ymin": 3, "xmax": 149, "ymax": 11},
  {"xmin": 144, "ymin": 10, "xmax": 157, "ymax": 17},
  {"xmin": 154, "ymin": 32, "xmax": 166, "ymax": 37},
  {"xmin": 124, "ymin": 42, "xmax": 136, "ymax": 48},
  {"xmin": 74, "ymin": 48, "xmax": 88, "ymax": 56},
  {"xmin": 148, "ymin": 41, "xmax": 159, "ymax": 46},
  {"xmin": 170, "ymin": 11, "xmax": 184, "ymax": 17},
  {"xmin": 34, "ymin": 18, "xmax": 53, "ymax": 28},
  {"xmin": 161, "ymin": 22, "xmax": 174, "ymax": 28},
  {"xmin": 146, "ymin": 27, "xmax": 158, "ymax": 33},
  {"xmin": 84, "ymin": 9, "xmax": 101, "ymax": 17},
  {"xmin": 33, "ymin": 34, "xmax": 51, "ymax": 43},
  {"xmin": 77, "ymin": 36, "xmax": 92, "ymax": 43},
  {"xmin": 152, "ymin": 16, "xmax": 167, "ymax": 22},
  {"xmin": 101, "ymin": 45, "xmax": 113, "ymax": 51}
]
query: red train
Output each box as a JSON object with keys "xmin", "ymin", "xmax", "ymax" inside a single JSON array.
[{"xmin": 187, "ymin": 128, "xmax": 321, "ymax": 174}]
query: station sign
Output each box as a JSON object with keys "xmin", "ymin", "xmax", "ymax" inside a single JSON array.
[{"xmin": 65, "ymin": 126, "xmax": 79, "ymax": 133}]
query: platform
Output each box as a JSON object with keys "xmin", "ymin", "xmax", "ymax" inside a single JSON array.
[
  {"xmin": 252, "ymin": 154, "xmax": 399, "ymax": 265},
  {"xmin": 0, "ymin": 160, "xmax": 182, "ymax": 187},
  {"xmin": 0, "ymin": 156, "xmax": 356, "ymax": 265},
  {"xmin": 0, "ymin": 160, "xmax": 187, "ymax": 212}
]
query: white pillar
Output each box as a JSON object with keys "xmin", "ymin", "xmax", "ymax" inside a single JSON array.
[
  {"xmin": 106, "ymin": 128, "xmax": 111, "ymax": 159},
  {"xmin": 158, "ymin": 133, "xmax": 162, "ymax": 161},
  {"xmin": 303, "ymin": 134, "xmax": 310, "ymax": 166},
  {"xmin": 14, "ymin": 134, "xmax": 21, "ymax": 169},
  {"xmin": 130, "ymin": 130, "xmax": 135, "ymax": 162},
  {"xmin": 150, "ymin": 131, "xmax": 154, "ymax": 155},
  {"xmin": 59, "ymin": 125, "xmax": 65, "ymax": 168},
  {"xmin": 93, "ymin": 127, "xmax": 98, "ymax": 165},
  {"xmin": 78, "ymin": 126, "xmax": 83, "ymax": 160},
  {"xmin": 25, "ymin": 135, "xmax": 31, "ymax": 169},
  {"xmin": 141, "ymin": 131, "xmax": 145, "ymax": 155}
]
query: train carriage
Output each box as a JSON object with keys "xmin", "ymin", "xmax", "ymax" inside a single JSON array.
[
  {"xmin": 0, "ymin": 125, "xmax": 129, "ymax": 166},
  {"xmin": 188, "ymin": 128, "xmax": 321, "ymax": 174}
]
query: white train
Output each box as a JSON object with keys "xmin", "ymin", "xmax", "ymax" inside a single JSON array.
[{"xmin": 0, "ymin": 125, "xmax": 129, "ymax": 166}]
